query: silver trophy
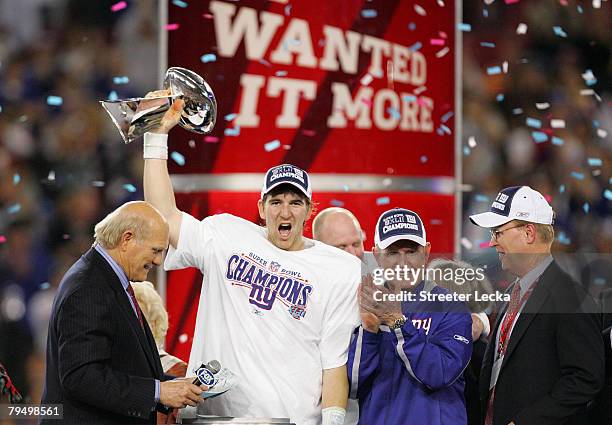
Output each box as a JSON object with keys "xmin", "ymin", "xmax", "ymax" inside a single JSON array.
[{"xmin": 100, "ymin": 67, "xmax": 217, "ymax": 143}]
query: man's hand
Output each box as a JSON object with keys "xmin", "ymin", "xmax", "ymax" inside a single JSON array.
[
  {"xmin": 359, "ymin": 275, "xmax": 403, "ymax": 330},
  {"xmin": 159, "ymin": 378, "xmax": 206, "ymax": 408},
  {"xmin": 471, "ymin": 313, "xmax": 485, "ymax": 341},
  {"xmin": 142, "ymin": 90, "xmax": 185, "ymax": 135}
]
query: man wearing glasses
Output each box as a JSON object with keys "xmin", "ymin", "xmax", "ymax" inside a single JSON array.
[{"xmin": 470, "ymin": 186, "xmax": 604, "ymax": 425}]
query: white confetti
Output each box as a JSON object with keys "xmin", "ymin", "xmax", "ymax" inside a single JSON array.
[
  {"xmin": 461, "ymin": 237, "xmax": 473, "ymax": 250},
  {"xmin": 535, "ymin": 102, "xmax": 550, "ymax": 110},
  {"xmin": 516, "ymin": 23, "xmax": 528, "ymax": 34},
  {"xmin": 414, "ymin": 4, "xmax": 427, "ymax": 16},
  {"xmin": 468, "ymin": 136, "xmax": 477, "ymax": 148},
  {"xmin": 551, "ymin": 119, "xmax": 566, "ymax": 128},
  {"xmin": 360, "ymin": 73, "xmax": 373, "ymax": 86},
  {"xmin": 178, "ymin": 334, "xmax": 189, "ymax": 343},
  {"xmin": 597, "ymin": 128, "xmax": 608, "ymax": 138}
]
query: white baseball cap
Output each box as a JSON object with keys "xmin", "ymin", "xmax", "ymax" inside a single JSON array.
[
  {"xmin": 469, "ymin": 186, "xmax": 554, "ymax": 228},
  {"xmin": 374, "ymin": 208, "xmax": 427, "ymax": 248}
]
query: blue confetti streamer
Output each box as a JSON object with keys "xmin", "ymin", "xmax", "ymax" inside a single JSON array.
[
  {"xmin": 361, "ymin": 9, "xmax": 377, "ymax": 18},
  {"xmin": 475, "ymin": 194, "xmax": 490, "ymax": 203},
  {"xmin": 604, "ymin": 189, "xmax": 612, "ymax": 201},
  {"xmin": 583, "ymin": 203, "xmax": 590, "ymax": 214},
  {"xmin": 463, "ymin": 146, "xmax": 471, "ymax": 156},
  {"xmin": 7, "ymin": 203, "xmax": 21, "ymax": 214},
  {"xmin": 440, "ymin": 124, "xmax": 451, "ymax": 135},
  {"xmin": 376, "ymin": 196, "xmax": 390, "ymax": 206},
  {"xmin": 259, "ymin": 59, "xmax": 271, "ymax": 67},
  {"xmin": 551, "ymin": 136, "xmax": 564, "ymax": 146},
  {"xmin": 420, "ymin": 155, "xmax": 428, "ymax": 163},
  {"xmin": 172, "ymin": 0, "xmax": 188, "ymax": 7},
  {"xmin": 224, "ymin": 113, "xmax": 237, "ymax": 121},
  {"xmin": 441, "ymin": 111, "xmax": 454, "ymax": 122},
  {"xmin": 123, "ymin": 184, "xmax": 137, "ymax": 193},
  {"xmin": 330, "ymin": 199, "xmax": 345, "ymax": 207},
  {"xmin": 526, "ymin": 117, "xmax": 542, "ymax": 128},
  {"xmin": 531, "ymin": 131, "xmax": 548, "ymax": 143},
  {"xmin": 480, "ymin": 42, "xmax": 496, "ymax": 48},
  {"xmin": 553, "ymin": 26, "xmax": 567, "ymax": 38},
  {"xmin": 408, "ymin": 42, "xmax": 422, "ymax": 52},
  {"xmin": 587, "ymin": 158, "xmax": 602, "ymax": 167},
  {"xmin": 224, "ymin": 126, "xmax": 241, "ymax": 137},
  {"xmin": 496, "ymin": 94, "xmax": 505, "ymax": 102},
  {"xmin": 171, "ymin": 151, "xmax": 185, "ymax": 166},
  {"xmin": 13, "ymin": 174, "xmax": 20, "ymax": 185},
  {"xmin": 486, "ymin": 66, "xmax": 501, "ymax": 75},
  {"xmin": 46, "ymin": 96, "xmax": 63, "ymax": 106},
  {"xmin": 402, "ymin": 95, "xmax": 417, "ymax": 103},
  {"xmin": 559, "ymin": 184, "xmax": 565, "ymax": 193},
  {"xmin": 571, "ymin": 172, "xmax": 584, "ymax": 180},
  {"xmin": 113, "ymin": 76, "xmax": 130, "ymax": 84},
  {"xmin": 0, "ymin": 105, "xmax": 3, "ymax": 113},
  {"xmin": 108, "ymin": 90, "xmax": 118, "ymax": 101},
  {"xmin": 387, "ymin": 107, "xmax": 400, "ymax": 120},
  {"xmin": 557, "ymin": 231, "xmax": 571, "ymax": 245},
  {"xmin": 512, "ymin": 108, "xmax": 523, "ymax": 115},
  {"xmin": 200, "ymin": 53, "xmax": 217, "ymax": 63},
  {"xmin": 457, "ymin": 23, "xmax": 471, "ymax": 32},
  {"xmin": 40, "ymin": 282, "xmax": 51, "ymax": 290},
  {"xmin": 483, "ymin": 8, "xmax": 489, "ymax": 18},
  {"xmin": 264, "ymin": 139, "xmax": 281, "ymax": 152},
  {"xmin": 407, "ymin": 22, "xmax": 416, "ymax": 31},
  {"xmin": 275, "ymin": 70, "xmax": 288, "ymax": 77}
]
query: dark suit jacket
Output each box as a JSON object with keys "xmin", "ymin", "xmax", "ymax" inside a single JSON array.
[
  {"xmin": 479, "ymin": 261, "xmax": 604, "ymax": 425},
  {"xmin": 41, "ymin": 248, "xmax": 166, "ymax": 424},
  {"xmin": 590, "ymin": 289, "xmax": 612, "ymax": 425}
]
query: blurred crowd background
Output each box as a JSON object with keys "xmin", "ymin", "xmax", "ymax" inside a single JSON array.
[{"xmin": 0, "ymin": 0, "xmax": 609, "ymax": 407}]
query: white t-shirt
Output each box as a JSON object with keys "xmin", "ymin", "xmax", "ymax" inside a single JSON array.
[{"xmin": 165, "ymin": 213, "xmax": 361, "ymax": 425}]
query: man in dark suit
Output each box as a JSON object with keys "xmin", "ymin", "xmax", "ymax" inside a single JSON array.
[
  {"xmin": 470, "ymin": 186, "xmax": 604, "ymax": 425},
  {"xmin": 41, "ymin": 201, "xmax": 205, "ymax": 424}
]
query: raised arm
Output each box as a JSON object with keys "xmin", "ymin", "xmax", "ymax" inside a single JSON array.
[{"xmin": 143, "ymin": 95, "xmax": 184, "ymax": 247}]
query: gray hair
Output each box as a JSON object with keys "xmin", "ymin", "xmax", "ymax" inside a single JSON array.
[
  {"xmin": 427, "ymin": 258, "xmax": 494, "ymax": 313},
  {"xmin": 94, "ymin": 206, "xmax": 151, "ymax": 249}
]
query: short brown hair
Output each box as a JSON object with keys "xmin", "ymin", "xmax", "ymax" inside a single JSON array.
[{"xmin": 514, "ymin": 220, "xmax": 555, "ymax": 244}]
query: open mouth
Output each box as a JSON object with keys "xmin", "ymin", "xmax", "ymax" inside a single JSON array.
[{"xmin": 278, "ymin": 223, "xmax": 292, "ymax": 239}]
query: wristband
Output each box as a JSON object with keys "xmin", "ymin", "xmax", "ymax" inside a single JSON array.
[
  {"xmin": 322, "ymin": 406, "xmax": 346, "ymax": 425},
  {"xmin": 144, "ymin": 132, "xmax": 168, "ymax": 160}
]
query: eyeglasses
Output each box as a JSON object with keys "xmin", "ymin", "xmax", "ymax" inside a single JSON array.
[{"xmin": 489, "ymin": 224, "xmax": 526, "ymax": 241}]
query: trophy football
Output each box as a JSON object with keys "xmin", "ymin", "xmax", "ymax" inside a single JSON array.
[{"xmin": 100, "ymin": 67, "xmax": 217, "ymax": 143}]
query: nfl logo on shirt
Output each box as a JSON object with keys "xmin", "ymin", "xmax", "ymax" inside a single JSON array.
[
  {"xmin": 289, "ymin": 305, "xmax": 306, "ymax": 320},
  {"xmin": 270, "ymin": 261, "xmax": 281, "ymax": 272}
]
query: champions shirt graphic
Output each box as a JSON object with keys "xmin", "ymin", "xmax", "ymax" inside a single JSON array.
[{"xmin": 225, "ymin": 252, "xmax": 313, "ymax": 319}]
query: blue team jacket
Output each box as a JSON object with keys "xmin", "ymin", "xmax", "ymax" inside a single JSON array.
[{"xmin": 347, "ymin": 281, "xmax": 473, "ymax": 425}]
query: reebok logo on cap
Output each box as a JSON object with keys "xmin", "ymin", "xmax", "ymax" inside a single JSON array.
[
  {"xmin": 470, "ymin": 186, "xmax": 554, "ymax": 228},
  {"xmin": 261, "ymin": 164, "xmax": 312, "ymax": 200},
  {"xmin": 375, "ymin": 208, "xmax": 427, "ymax": 249}
]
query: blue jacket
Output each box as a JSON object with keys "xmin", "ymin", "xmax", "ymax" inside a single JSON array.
[{"xmin": 348, "ymin": 281, "xmax": 473, "ymax": 425}]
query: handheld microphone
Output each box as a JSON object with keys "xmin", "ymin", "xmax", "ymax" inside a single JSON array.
[{"xmin": 192, "ymin": 360, "xmax": 221, "ymax": 386}]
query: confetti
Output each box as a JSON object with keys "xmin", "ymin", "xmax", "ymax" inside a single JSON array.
[
  {"xmin": 582, "ymin": 69, "xmax": 597, "ymax": 86},
  {"xmin": 571, "ymin": 172, "xmax": 584, "ymax": 180},
  {"xmin": 172, "ymin": 0, "xmax": 188, "ymax": 8},
  {"xmin": 583, "ymin": 203, "xmax": 590, "ymax": 213},
  {"xmin": 535, "ymin": 102, "xmax": 550, "ymax": 110},
  {"xmin": 111, "ymin": 1, "xmax": 127, "ymax": 12},
  {"xmin": 91, "ymin": 181, "xmax": 105, "ymax": 187},
  {"xmin": 224, "ymin": 126, "xmax": 241, "ymax": 136},
  {"xmin": 551, "ymin": 119, "xmax": 565, "ymax": 128},
  {"xmin": 275, "ymin": 70, "xmax": 288, "ymax": 77},
  {"xmin": 587, "ymin": 158, "xmax": 602, "ymax": 167},
  {"xmin": 414, "ymin": 86, "xmax": 427, "ymax": 95},
  {"xmin": 12, "ymin": 174, "xmax": 20, "ymax": 185},
  {"xmin": 7, "ymin": 204, "xmax": 21, "ymax": 214},
  {"xmin": 382, "ymin": 178, "xmax": 392, "ymax": 187},
  {"xmin": 171, "ymin": 151, "xmax": 185, "ymax": 166},
  {"xmin": 516, "ymin": 23, "xmax": 528, "ymax": 34},
  {"xmin": 551, "ymin": 136, "xmax": 564, "ymax": 146},
  {"xmin": 330, "ymin": 199, "xmax": 345, "ymax": 207},
  {"xmin": 387, "ymin": 107, "xmax": 400, "ymax": 120},
  {"xmin": 376, "ymin": 196, "xmax": 390, "ymax": 206},
  {"xmin": 553, "ymin": 26, "xmax": 567, "ymax": 38},
  {"xmin": 414, "ymin": 4, "xmax": 427, "ymax": 16},
  {"xmin": 259, "ymin": 59, "xmax": 271, "ymax": 67},
  {"xmin": 361, "ymin": 9, "xmax": 377, "ymax": 18},
  {"xmin": 475, "ymin": 194, "xmax": 489, "ymax": 202},
  {"xmin": 0, "ymin": 105, "xmax": 2, "ymax": 113},
  {"xmin": 47, "ymin": 170, "xmax": 55, "ymax": 181},
  {"xmin": 408, "ymin": 42, "xmax": 422, "ymax": 52},
  {"xmin": 577, "ymin": 5, "xmax": 584, "ymax": 13},
  {"xmin": 597, "ymin": 129, "xmax": 608, "ymax": 138},
  {"xmin": 407, "ymin": 22, "xmax": 416, "ymax": 31},
  {"xmin": 483, "ymin": 8, "xmax": 489, "ymax": 17},
  {"xmin": 178, "ymin": 333, "xmax": 189, "ymax": 343},
  {"xmin": 441, "ymin": 111, "xmax": 454, "ymax": 122},
  {"xmin": 113, "ymin": 76, "xmax": 129, "ymax": 84},
  {"xmin": 468, "ymin": 136, "xmax": 477, "ymax": 148},
  {"xmin": 123, "ymin": 184, "xmax": 137, "ymax": 193},
  {"xmin": 402, "ymin": 95, "xmax": 417, "ymax": 103},
  {"xmin": 557, "ymin": 232, "xmax": 571, "ymax": 245},
  {"xmin": 224, "ymin": 113, "xmax": 238, "ymax": 121},
  {"xmin": 46, "ymin": 96, "xmax": 63, "ymax": 106},
  {"xmin": 40, "ymin": 282, "xmax": 51, "ymax": 290},
  {"xmin": 435, "ymin": 47, "xmax": 449, "ymax": 58},
  {"xmin": 580, "ymin": 89, "xmax": 595, "ymax": 96},
  {"xmin": 526, "ymin": 117, "xmax": 542, "ymax": 128},
  {"xmin": 200, "ymin": 53, "xmax": 217, "ymax": 63},
  {"xmin": 108, "ymin": 90, "xmax": 118, "ymax": 101},
  {"xmin": 284, "ymin": 4, "xmax": 292, "ymax": 15},
  {"xmin": 0, "ymin": 236, "xmax": 6, "ymax": 244},
  {"xmin": 439, "ymin": 124, "xmax": 451, "ymax": 135},
  {"xmin": 420, "ymin": 155, "xmax": 428, "ymax": 163},
  {"xmin": 463, "ymin": 146, "xmax": 471, "ymax": 156},
  {"xmin": 480, "ymin": 42, "xmax": 495, "ymax": 48},
  {"xmin": 430, "ymin": 219, "xmax": 443, "ymax": 225},
  {"xmin": 496, "ymin": 94, "xmax": 505, "ymax": 102},
  {"xmin": 460, "ymin": 237, "xmax": 473, "ymax": 250},
  {"xmin": 302, "ymin": 130, "xmax": 316, "ymax": 137},
  {"xmin": 188, "ymin": 140, "xmax": 196, "ymax": 148},
  {"xmin": 512, "ymin": 108, "xmax": 523, "ymax": 115},
  {"xmin": 486, "ymin": 66, "xmax": 501, "ymax": 75},
  {"xmin": 430, "ymin": 38, "xmax": 445, "ymax": 46},
  {"xmin": 531, "ymin": 131, "xmax": 548, "ymax": 143},
  {"xmin": 559, "ymin": 184, "xmax": 565, "ymax": 193},
  {"xmin": 457, "ymin": 23, "xmax": 471, "ymax": 32},
  {"xmin": 165, "ymin": 23, "xmax": 180, "ymax": 31},
  {"xmin": 604, "ymin": 190, "xmax": 612, "ymax": 201},
  {"xmin": 264, "ymin": 139, "xmax": 281, "ymax": 152},
  {"xmin": 502, "ymin": 61, "xmax": 509, "ymax": 73},
  {"xmin": 593, "ymin": 0, "xmax": 601, "ymax": 8},
  {"xmin": 204, "ymin": 136, "xmax": 219, "ymax": 143},
  {"xmin": 505, "ymin": 0, "xmax": 520, "ymax": 3},
  {"xmin": 360, "ymin": 73, "xmax": 373, "ymax": 86}
]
